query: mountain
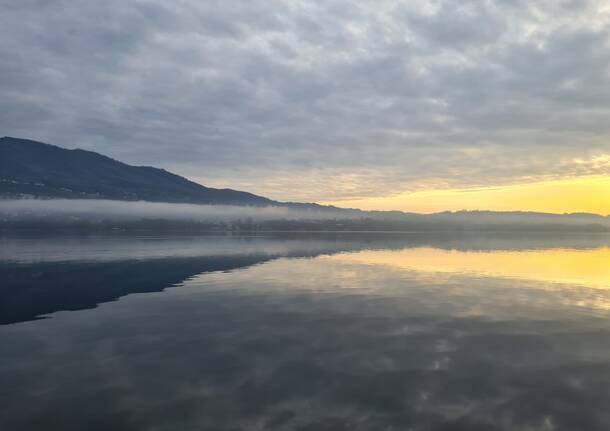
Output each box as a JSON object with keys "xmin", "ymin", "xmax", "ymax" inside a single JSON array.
[
  {"xmin": 1, "ymin": 136, "xmax": 608, "ymax": 232},
  {"xmin": 0, "ymin": 136, "xmax": 274, "ymax": 206}
]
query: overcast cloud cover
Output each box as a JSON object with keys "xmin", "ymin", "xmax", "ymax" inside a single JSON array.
[{"xmin": 2, "ymin": 0, "xmax": 610, "ymax": 201}]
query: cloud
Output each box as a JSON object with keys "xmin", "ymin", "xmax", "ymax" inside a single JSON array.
[{"xmin": 1, "ymin": 0, "xmax": 610, "ymax": 201}]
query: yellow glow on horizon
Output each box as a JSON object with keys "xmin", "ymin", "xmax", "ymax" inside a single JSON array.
[
  {"xmin": 321, "ymin": 176, "xmax": 610, "ymax": 215},
  {"xmin": 328, "ymin": 246, "xmax": 610, "ymax": 290}
]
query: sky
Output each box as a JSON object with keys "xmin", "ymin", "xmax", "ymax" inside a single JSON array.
[{"xmin": 1, "ymin": 0, "xmax": 610, "ymax": 214}]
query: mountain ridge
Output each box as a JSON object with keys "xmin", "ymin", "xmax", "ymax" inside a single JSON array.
[
  {"xmin": 1, "ymin": 136, "xmax": 608, "ymax": 228},
  {"xmin": 0, "ymin": 136, "xmax": 275, "ymax": 206}
]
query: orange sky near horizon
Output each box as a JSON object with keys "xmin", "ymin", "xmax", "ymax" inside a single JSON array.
[{"xmin": 321, "ymin": 176, "xmax": 610, "ymax": 215}]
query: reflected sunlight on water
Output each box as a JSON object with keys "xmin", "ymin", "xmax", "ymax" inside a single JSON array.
[{"xmin": 327, "ymin": 246, "xmax": 610, "ymax": 289}]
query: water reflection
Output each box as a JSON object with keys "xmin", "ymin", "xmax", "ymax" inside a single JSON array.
[
  {"xmin": 1, "ymin": 233, "xmax": 610, "ymax": 430},
  {"xmin": 329, "ymin": 246, "xmax": 610, "ymax": 289},
  {"xmin": 3, "ymin": 233, "xmax": 610, "ymax": 324}
]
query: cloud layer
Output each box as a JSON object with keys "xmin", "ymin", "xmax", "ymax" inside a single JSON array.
[{"xmin": 2, "ymin": 0, "xmax": 610, "ymax": 200}]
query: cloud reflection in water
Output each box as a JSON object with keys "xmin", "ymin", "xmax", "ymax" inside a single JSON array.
[{"xmin": 1, "ymin": 234, "xmax": 610, "ymax": 430}]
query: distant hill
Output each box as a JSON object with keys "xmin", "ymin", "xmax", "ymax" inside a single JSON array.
[
  {"xmin": 0, "ymin": 137, "xmax": 274, "ymax": 206},
  {"xmin": 1, "ymin": 136, "xmax": 608, "ymax": 232}
]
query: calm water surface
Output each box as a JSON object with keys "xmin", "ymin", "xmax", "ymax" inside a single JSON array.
[{"xmin": 2, "ymin": 232, "xmax": 610, "ymax": 430}]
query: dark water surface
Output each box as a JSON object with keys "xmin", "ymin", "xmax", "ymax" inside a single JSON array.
[{"xmin": 2, "ymin": 232, "xmax": 610, "ymax": 430}]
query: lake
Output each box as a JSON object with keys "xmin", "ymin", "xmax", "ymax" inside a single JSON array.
[{"xmin": 2, "ymin": 232, "xmax": 610, "ymax": 430}]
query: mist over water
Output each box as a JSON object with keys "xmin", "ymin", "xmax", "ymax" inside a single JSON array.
[
  {"xmin": 2, "ymin": 199, "xmax": 609, "ymax": 234},
  {"xmin": 0, "ymin": 199, "xmax": 352, "ymax": 221}
]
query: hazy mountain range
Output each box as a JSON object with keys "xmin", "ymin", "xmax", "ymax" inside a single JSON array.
[{"xmin": 1, "ymin": 136, "xmax": 609, "ymax": 231}]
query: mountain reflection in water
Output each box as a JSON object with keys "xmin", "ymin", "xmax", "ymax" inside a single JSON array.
[{"xmin": 1, "ymin": 232, "xmax": 610, "ymax": 431}]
